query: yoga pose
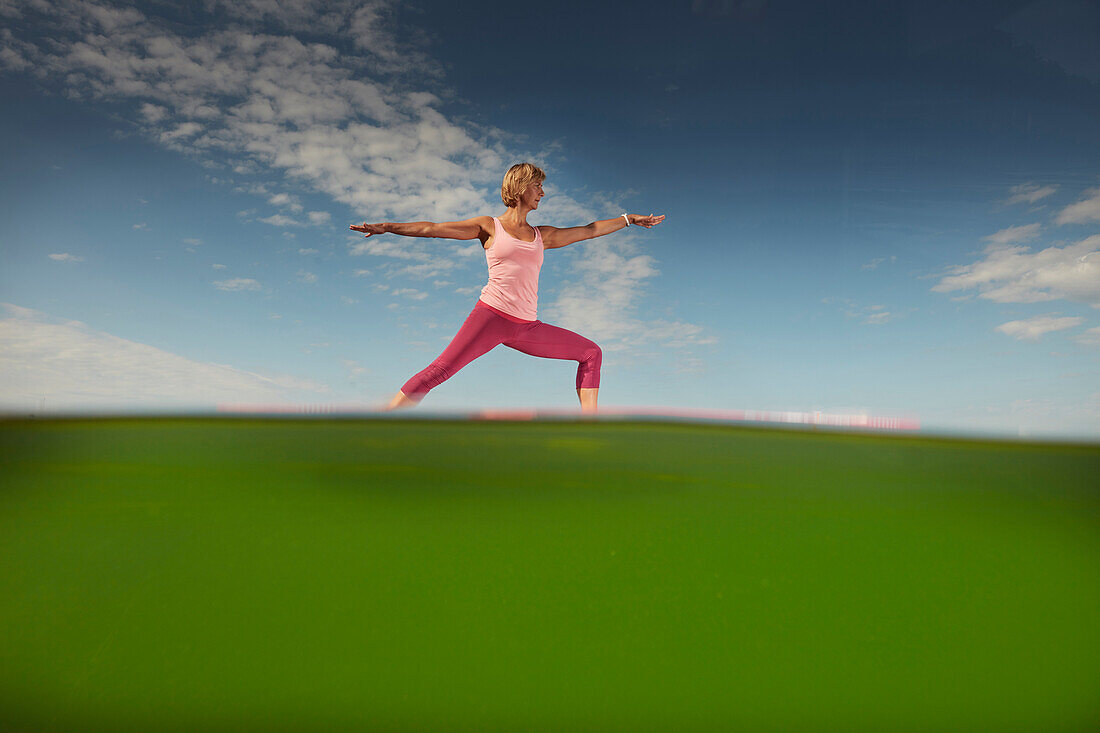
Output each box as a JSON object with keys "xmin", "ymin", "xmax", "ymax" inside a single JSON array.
[{"xmin": 351, "ymin": 163, "xmax": 664, "ymax": 414}]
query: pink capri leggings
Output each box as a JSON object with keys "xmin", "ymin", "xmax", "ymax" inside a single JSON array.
[{"xmin": 401, "ymin": 299, "xmax": 602, "ymax": 400}]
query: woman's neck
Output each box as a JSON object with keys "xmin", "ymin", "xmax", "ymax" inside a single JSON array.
[{"xmin": 502, "ymin": 206, "xmax": 532, "ymax": 226}]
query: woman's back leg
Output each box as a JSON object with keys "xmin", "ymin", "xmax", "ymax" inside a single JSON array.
[{"xmin": 395, "ymin": 305, "xmax": 516, "ymax": 405}]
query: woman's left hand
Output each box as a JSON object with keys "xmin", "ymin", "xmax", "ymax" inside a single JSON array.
[{"xmin": 630, "ymin": 213, "xmax": 665, "ymax": 228}]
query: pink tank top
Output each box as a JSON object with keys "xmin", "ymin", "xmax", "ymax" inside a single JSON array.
[{"xmin": 479, "ymin": 216, "xmax": 544, "ymax": 321}]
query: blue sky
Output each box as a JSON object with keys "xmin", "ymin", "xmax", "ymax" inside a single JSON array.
[{"xmin": 2, "ymin": 0, "xmax": 1099, "ymax": 438}]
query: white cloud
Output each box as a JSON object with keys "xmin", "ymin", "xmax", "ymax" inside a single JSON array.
[
  {"xmin": 259, "ymin": 213, "xmax": 301, "ymax": 227},
  {"xmin": 1055, "ymin": 186, "xmax": 1100, "ymax": 225},
  {"xmin": 212, "ymin": 263, "xmax": 226, "ymax": 269},
  {"xmin": 387, "ymin": 259, "xmax": 467, "ymax": 280},
  {"xmin": 297, "ymin": 270, "xmax": 317, "ymax": 284},
  {"xmin": 1003, "ymin": 182, "xmax": 1057, "ymax": 206},
  {"xmin": 298, "ymin": 248, "xmax": 319, "ymax": 255},
  {"xmin": 0, "ymin": 302, "xmax": 329, "ymax": 411},
  {"xmin": 236, "ymin": 182, "xmax": 270, "ymax": 196},
  {"xmin": 48, "ymin": 253, "xmax": 84, "ymax": 262},
  {"xmin": 341, "ymin": 357, "xmax": 370, "ymax": 385},
  {"xmin": 132, "ymin": 222, "xmax": 147, "ymax": 230},
  {"xmin": 183, "ymin": 237, "xmax": 202, "ymax": 246},
  {"xmin": 983, "ymin": 223, "xmax": 1041, "ymax": 245},
  {"xmin": 543, "ymin": 236, "xmax": 715, "ymax": 353},
  {"xmin": 391, "ymin": 287, "xmax": 428, "ymax": 300},
  {"xmin": 268, "ymin": 192, "xmax": 302, "ymax": 211},
  {"xmin": 862, "ymin": 309, "xmax": 894, "ymax": 325},
  {"xmin": 1074, "ymin": 326, "xmax": 1100, "ymax": 346},
  {"xmin": 822, "ymin": 297, "xmax": 900, "ymax": 325},
  {"xmin": 348, "ymin": 236, "xmax": 433, "ymax": 262},
  {"xmin": 159, "ymin": 122, "xmax": 202, "ymax": 142},
  {"xmin": 995, "ymin": 315, "xmax": 1084, "ymax": 341},
  {"xmin": 140, "ymin": 102, "xmax": 166, "ymax": 122},
  {"xmin": 213, "ymin": 277, "xmax": 261, "ymax": 291},
  {"xmin": 308, "ymin": 210, "xmax": 331, "ymax": 225},
  {"xmin": 861, "ymin": 256, "xmax": 896, "ymax": 270},
  {"xmin": 544, "ymin": 238, "xmax": 659, "ymax": 351},
  {"xmin": 0, "ymin": 26, "xmax": 33, "ymax": 72},
  {"xmin": 933, "ymin": 234, "xmax": 1100, "ymax": 307}
]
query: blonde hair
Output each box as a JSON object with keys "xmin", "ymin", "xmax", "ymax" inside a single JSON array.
[{"xmin": 500, "ymin": 162, "xmax": 546, "ymax": 207}]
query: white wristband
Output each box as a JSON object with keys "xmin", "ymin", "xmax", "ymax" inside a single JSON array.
[{"xmin": 621, "ymin": 213, "xmax": 630, "ymax": 226}]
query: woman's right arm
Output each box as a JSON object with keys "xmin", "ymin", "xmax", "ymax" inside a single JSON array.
[{"xmin": 350, "ymin": 216, "xmax": 492, "ymax": 240}]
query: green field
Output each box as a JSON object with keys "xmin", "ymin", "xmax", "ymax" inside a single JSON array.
[{"xmin": 1, "ymin": 417, "xmax": 1098, "ymax": 731}]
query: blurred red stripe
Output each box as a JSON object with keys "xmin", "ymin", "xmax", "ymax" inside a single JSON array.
[{"xmin": 215, "ymin": 403, "xmax": 919, "ymax": 430}]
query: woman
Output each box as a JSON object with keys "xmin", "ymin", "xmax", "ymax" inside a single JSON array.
[{"xmin": 350, "ymin": 163, "xmax": 664, "ymax": 414}]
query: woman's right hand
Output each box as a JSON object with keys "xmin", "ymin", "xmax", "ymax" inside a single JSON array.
[{"xmin": 350, "ymin": 222, "xmax": 386, "ymax": 238}]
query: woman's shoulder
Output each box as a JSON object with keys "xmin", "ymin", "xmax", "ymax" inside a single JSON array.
[{"xmin": 471, "ymin": 215, "xmax": 496, "ymax": 235}]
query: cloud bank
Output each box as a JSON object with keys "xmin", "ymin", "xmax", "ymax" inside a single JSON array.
[
  {"xmin": 933, "ymin": 234, "xmax": 1100, "ymax": 307},
  {"xmin": 0, "ymin": 0, "xmax": 508, "ymax": 224},
  {"xmin": 0, "ymin": 302, "xmax": 329, "ymax": 411}
]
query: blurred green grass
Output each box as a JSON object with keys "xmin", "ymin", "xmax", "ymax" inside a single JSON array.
[{"xmin": 1, "ymin": 417, "xmax": 1098, "ymax": 731}]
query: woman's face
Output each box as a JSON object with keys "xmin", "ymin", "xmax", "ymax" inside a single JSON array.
[{"xmin": 522, "ymin": 180, "xmax": 544, "ymax": 209}]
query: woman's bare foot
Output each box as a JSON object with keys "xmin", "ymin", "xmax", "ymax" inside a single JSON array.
[{"xmin": 382, "ymin": 390, "xmax": 418, "ymax": 411}]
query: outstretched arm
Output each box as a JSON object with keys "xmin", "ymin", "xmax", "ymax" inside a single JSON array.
[
  {"xmin": 350, "ymin": 216, "xmax": 492, "ymax": 240},
  {"xmin": 541, "ymin": 213, "xmax": 665, "ymax": 250}
]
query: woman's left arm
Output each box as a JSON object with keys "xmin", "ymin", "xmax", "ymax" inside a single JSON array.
[{"xmin": 541, "ymin": 213, "xmax": 665, "ymax": 250}]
